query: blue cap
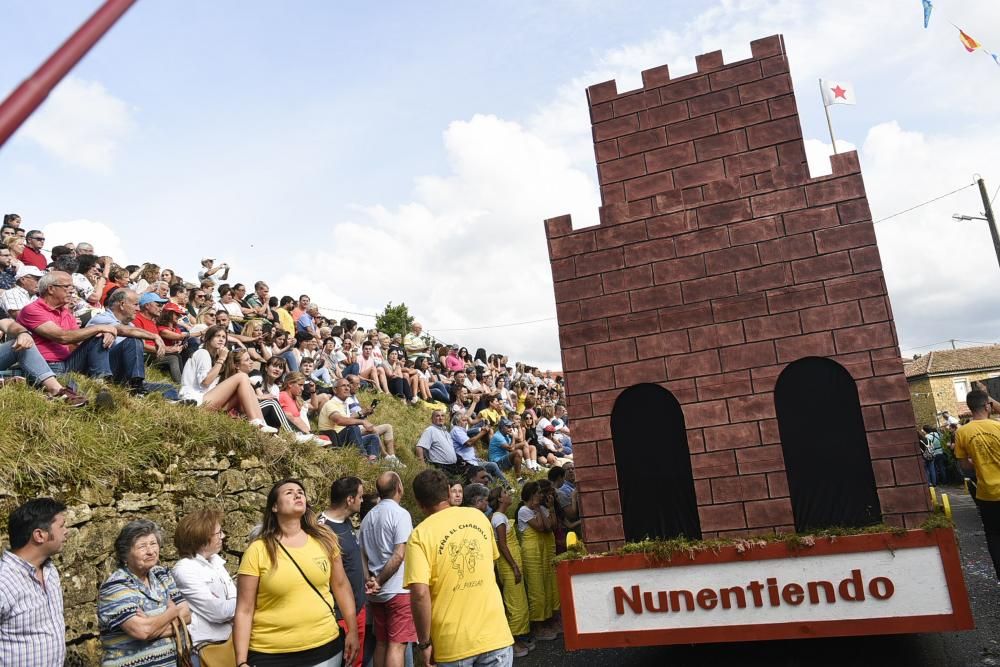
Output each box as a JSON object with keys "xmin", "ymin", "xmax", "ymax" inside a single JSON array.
[{"xmin": 138, "ymin": 292, "xmax": 168, "ymax": 306}]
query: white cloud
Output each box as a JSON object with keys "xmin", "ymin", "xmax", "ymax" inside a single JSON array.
[
  {"xmin": 20, "ymin": 78, "xmax": 134, "ymax": 172},
  {"xmin": 42, "ymin": 219, "xmax": 129, "ymax": 263},
  {"xmin": 269, "ymin": 114, "xmax": 600, "ymax": 369}
]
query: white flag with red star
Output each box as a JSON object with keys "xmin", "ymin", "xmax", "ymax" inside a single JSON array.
[{"xmin": 820, "ymin": 79, "xmax": 856, "ymax": 106}]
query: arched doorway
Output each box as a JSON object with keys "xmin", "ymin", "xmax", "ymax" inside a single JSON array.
[
  {"xmin": 611, "ymin": 383, "xmax": 701, "ymax": 541},
  {"xmin": 774, "ymin": 357, "xmax": 882, "ymax": 531}
]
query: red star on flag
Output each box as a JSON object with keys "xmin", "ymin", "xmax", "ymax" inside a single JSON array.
[{"xmin": 820, "ymin": 79, "xmax": 855, "ymax": 106}]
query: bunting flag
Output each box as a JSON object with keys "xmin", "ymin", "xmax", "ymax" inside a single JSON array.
[
  {"xmin": 958, "ymin": 28, "xmax": 982, "ymax": 53},
  {"xmin": 993, "ymin": 53, "xmax": 1000, "ymax": 67},
  {"xmin": 922, "ymin": 0, "xmax": 932, "ymax": 29}
]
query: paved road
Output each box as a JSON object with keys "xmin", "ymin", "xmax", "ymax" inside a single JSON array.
[{"xmin": 522, "ymin": 487, "xmax": 999, "ymax": 666}]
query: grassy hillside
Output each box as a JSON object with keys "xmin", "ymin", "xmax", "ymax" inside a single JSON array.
[{"xmin": 0, "ymin": 377, "xmax": 441, "ymax": 524}]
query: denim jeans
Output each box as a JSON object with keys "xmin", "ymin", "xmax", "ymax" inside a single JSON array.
[
  {"xmin": 436, "ymin": 645, "xmax": 513, "ymax": 667},
  {"xmin": 0, "ymin": 340, "xmax": 55, "ymax": 384},
  {"xmin": 281, "ymin": 349, "xmax": 299, "ymax": 372},
  {"xmin": 430, "ymin": 382, "xmax": 450, "ymax": 403},
  {"xmin": 108, "ymin": 338, "xmax": 145, "ymax": 383},
  {"xmin": 343, "ymin": 362, "xmax": 360, "ymax": 377},
  {"xmin": 324, "ymin": 425, "xmax": 381, "ymax": 457},
  {"xmin": 46, "ymin": 335, "xmax": 111, "ymax": 378}
]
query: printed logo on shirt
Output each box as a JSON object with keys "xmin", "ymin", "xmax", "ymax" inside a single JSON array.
[{"xmin": 314, "ymin": 557, "xmax": 329, "ymax": 573}]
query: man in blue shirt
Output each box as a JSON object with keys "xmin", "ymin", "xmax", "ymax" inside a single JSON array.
[
  {"xmin": 488, "ymin": 418, "xmax": 524, "ymax": 475},
  {"xmin": 450, "ymin": 413, "xmax": 505, "ymax": 482}
]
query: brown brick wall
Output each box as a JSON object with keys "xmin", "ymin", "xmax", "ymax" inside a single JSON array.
[{"xmin": 545, "ymin": 34, "xmax": 929, "ymax": 543}]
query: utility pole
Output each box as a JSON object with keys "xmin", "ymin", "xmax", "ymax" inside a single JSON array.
[{"xmin": 977, "ymin": 177, "xmax": 1000, "ymax": 272}]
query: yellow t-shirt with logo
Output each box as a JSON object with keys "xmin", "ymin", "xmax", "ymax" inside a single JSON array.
[
  {"xmin": 954, "ymin": 418, "xmax": 1000, "ymax": 501},
  {"xmin": 237, "ymin": 536, "xmax": 341, "ymax": 653},
  {"xmin": 403, "ymin": 506, "xmax": 513, "ymax": 663}
]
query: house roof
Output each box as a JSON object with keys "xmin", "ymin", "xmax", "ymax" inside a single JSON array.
[{"xmin": 903, "ymin": 345, "xmax": 1000, "ymax": 379}]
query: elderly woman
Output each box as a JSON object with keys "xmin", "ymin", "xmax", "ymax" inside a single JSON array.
[
  {"xmin": 171, "ymin": 509, "xmax": 237, "ymax": 655},
  {"xmin": 97, "ymin": 519, "xmax": 193, "ymax": 666},
  {"xmin": 234, "ymin": 479, "xmax": 359, "ymax": 667}
]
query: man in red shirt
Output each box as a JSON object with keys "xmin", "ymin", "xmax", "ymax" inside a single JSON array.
[
  {"xmin": 19, "ymin": 230, "xmax": 48, "ymax": 271},
  {"xmin": 16, "ymin": 271, "xmax": 117, "ymax": 378},
  {"xmin": 131, "ymin": 292, "xmax": 167, "ymax": 350}
]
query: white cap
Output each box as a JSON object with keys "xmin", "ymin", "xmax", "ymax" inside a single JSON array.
[{"xmin": 15, "ymin": 265, "xmax": 43, "ymax": 280}]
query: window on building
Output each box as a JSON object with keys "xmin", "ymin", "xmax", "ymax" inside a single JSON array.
[{"xmin": 953, "ymin": 378, "xmax": 969, "ymax": 403}]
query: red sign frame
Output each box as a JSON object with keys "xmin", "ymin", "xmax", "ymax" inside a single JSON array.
[{"xmin": 557, "ymin": 528, "xmax": 973, "ymax": 649}]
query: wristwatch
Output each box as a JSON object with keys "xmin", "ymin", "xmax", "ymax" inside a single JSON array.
[{"xmin": 417, "ymin": 640, "xmax": 433, "ymax": 650}]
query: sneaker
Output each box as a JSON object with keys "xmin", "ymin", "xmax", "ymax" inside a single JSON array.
[
  {"xmin": 169, "ymin": 399, "xmax": 198, "ymax": 407},
  {"xmin": 51, "ymin": 387, "xmax": 89, "ymax": 408},
  {"xmin": 250, "ymin": 419, "xmax": 279, "ymax": 434},
  {"xmin": 385, "ymin": 454, "xmax": 406, "ymax": 468},
  {"xmin": 513, "ymin": 643, "xmax": 530, "ymax": 658},
  {"xmin": 534, "ymin": 628, "xmax": 557, "ymax": 641}
]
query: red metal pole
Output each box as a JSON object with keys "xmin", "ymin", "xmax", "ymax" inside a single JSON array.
[{"xmin": 0, "ymin": 0, "xmax": 138, "ymax": 149}]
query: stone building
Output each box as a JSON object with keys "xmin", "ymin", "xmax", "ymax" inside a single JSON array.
[{"xmin": 904, "ymin": 345, "xmax": 1000, "ymax": 427}]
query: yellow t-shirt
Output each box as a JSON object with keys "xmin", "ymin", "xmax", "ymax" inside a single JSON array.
[
  {"xmin": 479, "ymin": 408, "xmax": 502, "ymax": 427},
  {"xmin": 403, "ymin": 507, "xmax": 513, "ymax": 663},
  {"xmin": 276, "ymin": 308, "xmax": 296, "ymax": 336},
  {"xmin": 318, "ymin": 397, "xmax": 350, "ymax": 434},
  {"xmin": 954, "ymin": 418, "xmax": 1000, "ymax": 501},
  {"xmin": 237, "ymin": 536, "xmax": 341, "ymax": 653}
]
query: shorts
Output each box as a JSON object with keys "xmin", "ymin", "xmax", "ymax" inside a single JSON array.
[
  {"xmin": 492, "ymin": 454, "xmax": 514, "ymax": 471},
  {"xmin": 369, "ymin": 594, "xmax": 417, "ymax": 644}
]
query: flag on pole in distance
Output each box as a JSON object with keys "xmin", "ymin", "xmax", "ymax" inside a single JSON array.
[
  {"xmin": 958, "ymin": 28, "xmax": 981, "ymax": 53},
  {"xmin": 922, "ymin": 0, "xmax": 932, "ymax": 29},
  {"xmin": 820, "ymin": 80, "xmax": 856, "ymax": 106}
]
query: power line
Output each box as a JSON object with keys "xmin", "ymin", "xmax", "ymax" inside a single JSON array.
[
  {"xmin": 872, "ymin": 182, "xmax": 976, "ymax": 224},
  {"xmin": 428, "ymin": 317, "xmax": 556, "ymax": 333}
]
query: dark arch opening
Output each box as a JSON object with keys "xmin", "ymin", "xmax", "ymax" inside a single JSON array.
[
  {"xmin": 774, "ymin": 357, "xmax": 882, "ymax": 532},
  {"xmin": 611, "ymin": 383, "xmax": 701, "ymax": 541}
]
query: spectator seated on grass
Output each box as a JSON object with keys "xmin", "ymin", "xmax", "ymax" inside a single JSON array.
[
  {"xmin": 0, "ymin": 305, "xmax": 87, "ymax": 405},
  {"xmin": 345, "ymin": 374, "xmax": 401, "ymax": 465},
  {"xmin": 0, "ymin": 264, "xmax": 41, "ymax": 318},
  {"xmin": 177, "ymin": 324, "xmax": 277, "ymax": 433},
  {"xmin": 318, "ymin": 378, "xmax": 382, "ymax": 461},
  {"xmin": 85, "ymin": 289, "xmax": 175, "ymax": 396},
  {"xmin": 17, "ymin": 271, "xmax": 118, "ymax": 380}
]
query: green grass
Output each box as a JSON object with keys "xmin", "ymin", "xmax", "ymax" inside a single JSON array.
[
  {"xmin": 0, "ymin": 378, "xmax": 448, "ymax": 522},
  {"xmin": 557, "ymin": 512, "xmax": 953, "ymax": 563}
]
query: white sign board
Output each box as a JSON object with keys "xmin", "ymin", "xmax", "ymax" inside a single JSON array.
[{"xmin": 571, "ymin": 546, "xmax": 952, "ymax": 634}]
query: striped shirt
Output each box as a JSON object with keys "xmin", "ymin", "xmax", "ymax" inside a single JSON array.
[
  {"xmin": 0, "ymin": 551, "xmax": 66, "ymax": 667},
  {"xmin": 97, "ymin": 566, "xmax": 184, "ymax": 667}
]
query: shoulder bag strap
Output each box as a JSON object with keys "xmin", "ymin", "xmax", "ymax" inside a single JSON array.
[{"xmin": 276, "ymin": 541, "xmax": 336, "ymax": 618}]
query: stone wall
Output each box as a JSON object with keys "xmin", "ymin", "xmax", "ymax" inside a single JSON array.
[
  {"xmin": 2, "ymin": 449, "xmax": 333, "ymax": 666},
  {"xmin": 543, "ymin": 34, "xmax": 929, "ymax": 551}
]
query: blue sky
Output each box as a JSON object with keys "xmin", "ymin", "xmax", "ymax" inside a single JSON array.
[{"xmin": 3, "ymin": 1, "xmax": 1000, "ymax": 369}]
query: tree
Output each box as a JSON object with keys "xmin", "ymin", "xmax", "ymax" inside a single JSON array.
[{"xmin": 375, "ymin": 301, "xmax": 414, "ymax": 337}]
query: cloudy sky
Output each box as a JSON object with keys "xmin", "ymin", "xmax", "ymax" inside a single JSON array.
[{"xmin": 3, "ymin": 0, "xmax": 1000, "ymax": 369}]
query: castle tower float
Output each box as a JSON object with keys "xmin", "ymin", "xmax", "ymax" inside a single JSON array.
[{"xmin": 545, "ymin": 34, "xmax": 973, "ymax": 649}]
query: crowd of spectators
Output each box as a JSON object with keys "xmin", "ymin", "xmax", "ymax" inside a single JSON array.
[{"xmin": 0, "ymin": 212, "xmax": 568, "ymax": 459}]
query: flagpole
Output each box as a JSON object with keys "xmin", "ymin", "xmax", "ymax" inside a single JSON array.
[{"xmin": 819, "ymin": 79, "xmax": 838, "ymax": 154}]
